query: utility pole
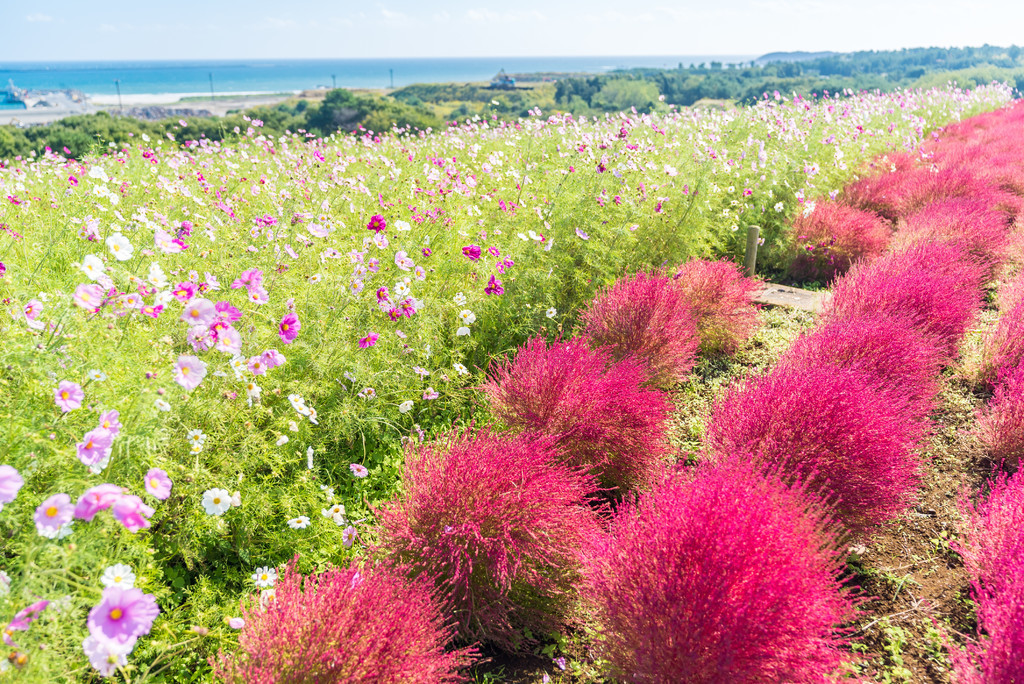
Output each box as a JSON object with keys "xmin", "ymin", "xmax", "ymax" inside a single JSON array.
[
  {"xmin": 331, "ymin": 74, "xmax": 336, "ymax": 89},
  {"xmin": 389, "ymin": 68, "xmax": 394, "ymax": 89},
  {"xmin": 114, "ymin": 79, "xmax": 122, "ymax": 113},
  {"xmin": 209, "ymin": 72, "xmax": 215, "ymax": 100}
]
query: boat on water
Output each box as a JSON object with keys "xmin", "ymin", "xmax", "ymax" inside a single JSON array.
[{"xmin": 4, "ymin": 80, "xmax": 88, "ymax": 109}]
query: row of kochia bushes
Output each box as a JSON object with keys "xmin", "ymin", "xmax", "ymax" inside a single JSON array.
[{"xmin": 214, "ymin": 104, "xmax": 1024, "ymax": 682}]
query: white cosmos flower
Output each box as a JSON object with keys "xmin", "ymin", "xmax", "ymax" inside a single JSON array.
[
  {"xmin": 276, "ymin": 435, "xmax": 289, "ymax": 446},
  {"xmin": 155, "ymin": 398, "xmax": 171, "ymax": 412},
  {"xmin": 202, "ymin": 488, "xmax": 232, "ymax": 516},
  {"xmin": 453, "ymin": 292, "xmax": 467, "ymax": 306},
  {"xmin": 186, "ymin": 429, "xmax": 207, "ymax": 445},
  {"xmin": 88, "ymin": 369, "xmax": 108, "ymax": 382},
  {"xmin": 394, "ymin": 220, "xmax": 412, "ymax": 231},
  {"xmin": 80, "ymin": 254, "xmax": 106, "ymax": 280},
  {"xmin": 546, "ymin": 307, "xmax": 557, "ymax": 319},
  {"xmin": 322, "ymin": 504, "xmax": 346, "ymax": 520},
  {"xmin": 456, "ymin": 327, "xmax": 471, "ymax": 337},
  {"xmin": 287, "ymin": 516, "xmax": 310, "ymax": 529},
  {"xmin": 148, "ymin": 262, "xmax": 168, "ymax": 289},
  {"xmin": 453, "ymin": 362, "xmax": 469, "ymax": 376},
  {"xmin": 398, "ymin": 400, "xmax": 414, "ymax": 414},
  {"xmin": 105, "ymin": 233, "xmax": 134, "ymax": 261},
  {"xmin": 100, "ymin": 564, "xmax": 136, "ymax": 589},
  {"xmin": 458, "ymin": 309, "xmax": 476, "ymax": 325},
  {"xmin": 251, "ymin": 566, "xmax": 277, "ymax": 588}
]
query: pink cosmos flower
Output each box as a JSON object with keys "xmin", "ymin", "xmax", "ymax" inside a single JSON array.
[
  {"xmin": 23, "ymin": 299, "xmax": 42, "ymax": 320},
  {"xmin": 215, "ymin": 300, "xmax": 242, "ymax": 322},
  {"xmin": 98, "ymin": 410, "xmax": 122, "ymax": 437},
  {"xmin": 248, "ymin": 356, "xmax": 267, "ymax": 376},
  {"xmin": 487, "ymin": 247, "xmax": 501, "ymax": 257},
  {"xmin": 73, "ymin": 283, "xmax": 105, "ymax": 310},
  {"xmin": 227, "ymin": 617, "xmax": 245, "ymax": 629},
  {"xmin": 423, "ymin": 387, "xmax": 439, "ymax": 400},
  {"xmin": 141, "ymin": 304, "xmax": 163, "ymax": 319},
  {"xmin": 87, "ymin": 586, "xmax": 160, "ymax": 645},
  {"xmin": 279, "ymin": 313, "xmax": 300, "ymax": 344},
  {"xmin": 422, "ymin": 247, "xmax": 432, "ymax": 258},
  {"xmin": 180, "ymin": 298, "xmax": 216, "ymax": 326},
  {"xmin": 349, "ymin": 463, "xmax": 369, "ymax": 478},
  {"xmin": 187, "ymin": 326, "xmax": 214, "ymax": 352},
  {"xmin": 261, "ymin": 349, "xmax": 285, "ymax": 370},
  {"xmin": 214, "ymin": 326, "xmax": 242, "ymax": 355},
  {"xmin": 74, "ymin": 484, "xmax": 124, "ymax": 521},
  {"xmin": 55, "ymin": 381, "xmax": 84, "ymax": 413},
  {"xmin": 395, "ymin": 251, "xmax": 415, "ymax": 271},
  {"xmin": 144, "ymin": 468, "xmax": 172, "ymax": 500},
  {"xmin": 76, "ymin": 428, "xmax": 113, "ymax": 467},
  {"xmin": 462, "ymin": 245, "xmax": 482, "ymax": 260},
  {"xmin": 173, "ymin": 355, "xmax": 208, "ymax": 391},
  {"xmin": 358, "ymin": 333, "xmax": 379, "ymax": 349},
  {"xmin": 0, "ymin": 465, "xmax": 24, "ymax": 509},
  {"xmin": 366, "ymin": 214, "xmax": 386, "ymax": 232},
  {"xmin": 83, "ymin": 634, "xmax": 133, "ymax": 677},
  {"xmin": 154, "ymin": 228, "xmax": 183, "ymax": 254},
  {"xmin": 3, "ymin": 600, "xmax": 49, "ymax": 646},
  {"xmin": 484, "ymin": 275, "xmax": 505, "ymax": 296},
  {"xmin": 111, "ymin": 495, "xmax": 154, "ymax": 533},
  {"xmin": 232, "ymin": 268, "xmax": 264, "ymax": 291},
  {"xmin": 34, "ymin": 493, "xmax": 74, "ymax": 536},
  {"xmin": 248, "ymin": 286, "xmax": 270, "ymax": 305},
  {"xmin": 172, "ymin": 282, "xmax": 197, "ymax": 302}
]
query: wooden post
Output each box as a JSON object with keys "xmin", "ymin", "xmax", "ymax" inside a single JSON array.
[{"xmin": 744, "ymin": 225, "xmax": 760, "ymax": 277}]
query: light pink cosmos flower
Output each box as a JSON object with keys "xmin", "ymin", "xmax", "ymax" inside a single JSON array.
[
  {"xmin": 87, "ymin": 586, "xmax": 160, "ymax": 645},
  {"xmin": 231, "ymin": 268, "xmax": 263, "ymax": 291},
  {"xmin": 247, "ymin": 287, "xmax": 270, "ymax": 305},
  {"xmin": 0, "ymin": 465, "xmax": 24, "ymax": 510},
  {"xmin": 423, "ymin": 387, "xmax": 439, "ymax": 400},
  {"xmin": 144, "ymin": 468, "xmax": 172, "ymax": 500},
  {"xmin": 394, "ymin": 251, "xmax": 415, "ymax": 271},
  {"xmin": 214, "ymin": 326, "xmax": 242, "ymax": 355},
  {"xmin": 261, "ymin": 349, "xmax": 285, "ymax": 370},
  {"xmin": 180, "ymin": 298, "xmax": 216, "ymax": 326},
  {"xmin": 154, "ymin": 228, "xmax": 184, "ymax": 254},
  {"xmin": 76, "ymin": 428, "xmax": 113, "ymax": 466},
  {"xmin": 73, "ymin": 283, "xmax": 105, "ymax": 310},
  {"xmin": 83, "ymin": 634, "xmax": 133, "ymax": 677},
  {"xmin": 111, "ymin": 495, "xmax": 154, "ymax": 533},
  {"xmin": 248, "ymin": 356, "xmax": 267, "ymax": 376},
  {"xmin": 278, "ymin": 313, "xmax": 300, "ymax": 344},
  {"xmin": 23, "ymin": 299, "xmax": 42, "ymax": 320},
  {"xmin": 98, "ymin": 410, "xmax": 122, "ymax": 437},
  {"xmin": 4, "ymin": 599, "xmax": 49, "ymax": 647},
  {"xmin": 173, "ymin": 355, "xmax": 208, "ymax": 391},
  {"xmin": 349, "ymin": 463, "xmax": 368, "ymax": 478},
  {"xmin": 341, "ymin": 525, "xmax": 357, "ymax": 548},
  {"xmin": 227, "ymin": 617, "xmax": 245, "ymax": 629},
  {"xmin": 55, "ymin": 381, "xmax": 84, "ymax": 413},
  {"xmin": 74, "ymin": 484, "xmax": 124, "ymax": 521},
  {"xmin": 187, "ymin": 326, "xmax": 214, "ymax": 352},
  {"xmin": 35, "ymin": 493, "xmax": 74, "ymax": 536}
]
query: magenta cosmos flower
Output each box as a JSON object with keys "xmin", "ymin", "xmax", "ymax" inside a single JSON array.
[
  {"xmin": 358, "ymin": 332, "xmax": 379, "ymax": 349},
  {"xmin": 73, "ymin": 283, "xmax": 104, "ymax": 310},
  {"xmin": 144, "ymin": 468, "xmax": 172, "ymax": 500},
  {"xmin": 75, "ymin": 484, "xmax": 125, "ymax": 521},
  {"xmin": 87, "ymin": 586, "xmax": 160, "ymax": 644},
  {"xmin": 55, "ymin": 381, "xmax": 84, "ymax": 413},
  {"xmin": 76, "ymin": 428, "xmax": 113, "ymax": 466},
  {"xmin": 111, "ymin": 495, "xmax": 154, "ymax": 533},
  {"xmin": 462, "ymin": 244, "xmax": 482, "ymax": 260},
  {"xmin": 173, "ymin": 355, "xmax": 208, "ymax": 391},
  {"xmin": 0, "ymin": 465, "xmax": 25, "ymax": 509},
  {"xmin": 484, "ymin": 275, "xmax": 505, "ymax": 296},
  {"xmin": 366, "ymin": 214, "xmax": 386, "ymax": 232},
  {"xmin": 35, "ymin": 493, "xmax": 74, "ymax": 536},
  {"xmin": 278, "ymin": 313, "xmax": 300, "ymax": 344},
  {"xmin": 3, "ymin": 600, "xmax": 49, "ymax": 647}
]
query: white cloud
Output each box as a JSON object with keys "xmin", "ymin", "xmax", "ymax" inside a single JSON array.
[
  {"xmin": 380, "ymin": 8, "xmax": 409, "ymax": 21},
  {"xmin": 26, "ymin": 13, "xmax": 53, "ymax": 22}
]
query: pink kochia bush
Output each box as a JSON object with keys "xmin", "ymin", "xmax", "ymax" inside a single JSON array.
[
  {"xmin": 976, "ymin": 363, "xmax": 1024, "ymax": 469},
  {"xmin": 894, "ymin": 198, "xmax": 1014, "ymax": 278},
  {"xmin": 824, "ymin": 243, "xmax": 986, "ymax": 355},
  {"xmin": 787, "ymin": 201, "xmax": 892, "ymax": 282},
  {"xmin": 705, "ymin": 365, "xmax": 924, "ymax": 533},
  {"xmin": 977, "ymin": 274, "xmax": 1024, "ymax": 388},
  {"xmin": 580, "ymin": 461, "xmax": 857, "ymax": 683},
  {"xmin": 779, "ymin": 313, "xmax": 946, "ymax": 421},
  {"xmin": 482, "ymin": 337, "xmax": 672, "ymax": 492},
  {"xmin": 373, "ymin": 429, "xmax": 603, "ymax": 651},
  {"xmin": 212, "ymin": 560, "xmax": 473, "ymax": 683},
  {"xmin": 581, "ymin": 271, "xmax": 699, "ymax": 386},
  {"xmin": 672, "ymin": 259, "xmax": 761, "ymax": 355},
  {"xmin": 950, "ymin": 472, "xmax": 1024, "ymax": 683}
]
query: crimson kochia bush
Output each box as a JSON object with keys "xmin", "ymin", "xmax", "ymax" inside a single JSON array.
[
  {"xmin": 580, "ymin": 461, "xmax": 858, "ymax": 683},
  {"xmin": 672, "ymin": 258, "xmax": 762, "ymax": 355},
  {"xmin": 976, "ymin": 363, "xmax": 1024, "ymax": 469}
]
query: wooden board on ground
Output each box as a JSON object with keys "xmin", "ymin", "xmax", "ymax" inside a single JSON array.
[{"xmin": 756, "ymin": 283, "xmax": 823, "ymax": 313}]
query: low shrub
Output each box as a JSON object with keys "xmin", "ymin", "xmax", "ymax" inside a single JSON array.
[
  {"xmin": 976, "ymin": 272, "xmax": 1024, "ymax": 387},
  {"xmin": 373, "ymin": 429, "xmax": 603, "ymax": 651},
  {"xmin": 672, "ymin": 258, "xmax": 762, "ymax": 354},
  {"xmin": 581, "ymin": 271, "xmax": 700, "ymax": 387},
  {"xmin": 212, "ymin": 559, "xmax": 474, "ymax": 683},
  {"xmin": 482, "ymin": 337, "xmax": 672, "ymax": 492},
  {"xmin": 787, "ymin": 202, "xmax": 892, "ymax": 282},
  {"xmin": 977, "ymin": 364, "xmax": 1024, "ymax": 470},
  {"xmin": 779, "ymin": 313, "xmax": 946, "ymax": 421},
  {"xmin": 580, "ymin": 460, "xmax": 857, "ymax": 683},
  {"xmin": 894, "ymin": 198, "xmax": 1014, "ymax": 278},
  {"xmin": 705, "ymin": 365, "xmax": 924, "ymax": 533},
  {"xmin": 824, "ymin": 242, "xmax": 986, "ymax": 355},
  {"xmin": 949, "ymin": 560, "xmax": 1024, "ymax": 684}
]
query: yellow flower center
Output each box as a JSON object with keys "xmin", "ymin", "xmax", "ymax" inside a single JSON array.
[
  {"xmin": 61, "ymin": 391, "xmax": 69, "ymax": 400},
  {"xmin": 282, "ymin": 324, "xmax": 289, "ymax": 331},
  {"xmin": 109, "ymin": 608, "xmax": 123, "ymax": 620},
  {"xmin": 181, "ymin": 367, "xmax": 190, "ymax": 375},
  {"xmin": 190, "ymin": 310, "xmax": 199, "ymax": 317},
  {"xmin": 213, "ymin": 497, "xmax": 221, "ymax": 505},
  {"xmin": 150, "ymin": 478, "xmax": 159, "ymax": 489},
  {"xmin": 45, "ymin": 506, "xmax": 58, "ymax": 517},
  {"xmin": 114, "ymin": 576, "xmax": 122, "ymax": 583},
  {"xmin": 260, "ymin": 574, "xmax": 268, "ymax": 581}
]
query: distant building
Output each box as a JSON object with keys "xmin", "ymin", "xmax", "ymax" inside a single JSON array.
[{"xmin": 489, "ymin": 70, "xmax": 516, "ymax": 90}]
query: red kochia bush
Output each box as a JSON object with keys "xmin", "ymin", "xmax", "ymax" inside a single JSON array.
[
  {"xmin": 212, "ymin": 560, "xmax": 473, "ymax": 683},
  {"xmin": 977, "ymin": 363, "xmax": 1024, "ymax": 469},
  {"xmin": 977, "ymin": 276, "xmax": 1024, "ymax": 388},
  {"xmin": 894, "ymin": 198, "xmax": 1014, "ymax": 278},
  {"xmin": 373, "ymin": 429, "xmax": 603, "ymax": 651},
  {"xmin": 780, "ymin": 313, "xmax": 946, "ymax": 421},
  {"xmin": 824, "ymin": 243, "xmax": 986, "ymax": 355},
  {"xmin": 580, "ymin": 461, "xmax": 858, "ymax": 683},
  {"xmin": 787, "ymin": 201, "xmax": 892, "ymax": 282},
  {"xmin": 705, "ymin": 365, "xmax": 924, "ymax": 533},
  {"xmin": 581, "ymin": 271, "xmax": 699, "ymax": 386},
  {"xmin": 482, "ymin": 337, "xmax": 672, "ymax": 492},
  {"xmin": 951, "ymin": 472, "xmax": 1024, "ymax": 683},
  {"xmin": 672, "ymin": 258, "xmax": 762, "ymax": 354}
]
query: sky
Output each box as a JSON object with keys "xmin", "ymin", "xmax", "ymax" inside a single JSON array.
[{"xmin": 1, "ymin": 0, "xmax": 1022, "ymax": 62}]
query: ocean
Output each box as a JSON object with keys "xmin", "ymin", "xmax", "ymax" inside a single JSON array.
[{"xmin": 0, "ymin": 56, "xmax": 757, "ymax": 99}]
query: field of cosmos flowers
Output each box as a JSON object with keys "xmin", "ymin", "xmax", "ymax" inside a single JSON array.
[{"xmin": 1, "ymin": 81, "xmax": 1023, "ymax": 682}]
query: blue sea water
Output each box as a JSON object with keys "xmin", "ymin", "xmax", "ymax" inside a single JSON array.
[{"xmin": 0, "ymin": 56, "xmax": 756, "ymax": 97}]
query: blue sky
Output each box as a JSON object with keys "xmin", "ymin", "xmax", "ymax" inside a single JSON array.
[{"xmin": 2, "ymin": 0, "xmax": 1021, "ymax": 61}]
